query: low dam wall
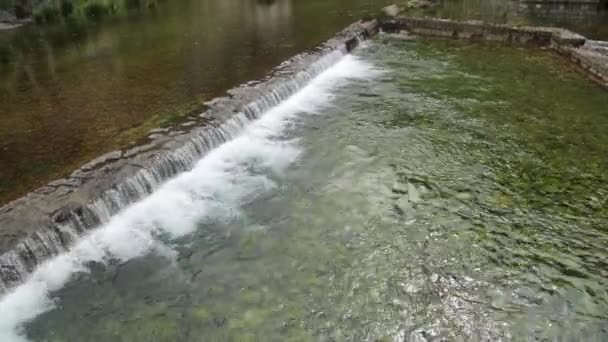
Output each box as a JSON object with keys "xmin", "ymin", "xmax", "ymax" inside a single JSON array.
[
  {"xmin": 381, "ymin": 15, "xmax": 608, "ymax": 87},
  {"xmin": 0, "ymin": 19, "xmax": 378, "ymax": 294}
]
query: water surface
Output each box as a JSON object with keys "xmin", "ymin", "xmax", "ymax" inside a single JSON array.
[{"xmin": 4, "ymin": 35, "xmax": 608, "ymax": 341}]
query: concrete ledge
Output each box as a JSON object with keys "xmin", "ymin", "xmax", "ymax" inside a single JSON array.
[{"xmin": 557, "ymin": 43, "xmax": 608, "ymax": 87}]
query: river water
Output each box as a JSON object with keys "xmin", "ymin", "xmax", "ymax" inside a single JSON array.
[{"xmin": 1, "ymin": 34, "xmax": 607, "ymax": 341}]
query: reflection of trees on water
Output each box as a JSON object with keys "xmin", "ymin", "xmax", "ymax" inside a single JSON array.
[
  {"xmin": 0, "ymin": 19, "xmax": 97, "ymax": 93},
  {"xmin": 254, "ymin": 0, "xmax": 292, "ymax": 41},
  {"xmin": 179, "ymin": 0, "xmax": 293, "ymax": 96},
  {"xmin": 0, "ymin": 0, "xmax": 295, "ymax": 104}
]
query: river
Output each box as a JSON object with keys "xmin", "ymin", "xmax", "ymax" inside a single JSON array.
[
  {"xmin": 1, "ymin": 1, "xmax": 608, "ymax": 341},
  {"xmin": 1, "ymin": 32, "xmax": 607, "ymax": 341}
]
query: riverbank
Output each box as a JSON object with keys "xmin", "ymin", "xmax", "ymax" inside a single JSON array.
[{"xmin": 0, "ymin": 0, "xmax": 160, "ymax": 29}]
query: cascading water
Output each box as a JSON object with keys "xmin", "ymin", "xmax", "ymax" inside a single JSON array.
[
  {"xmin": 0, "ymin": 24, "xmax": 379, "ymax": 341},
  {"xmin": 0, "ymin": 49, "xmax": 349, "ymax": 294}
]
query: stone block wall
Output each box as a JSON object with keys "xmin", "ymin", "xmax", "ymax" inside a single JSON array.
[{"xmin": 391, "ymin": 17, "xmax": 587, "ymax": 47}]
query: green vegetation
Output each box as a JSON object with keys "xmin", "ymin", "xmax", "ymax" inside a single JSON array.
[{"xmin": 3, "ymin": 0, "xmax": 160, "ymax": 25}]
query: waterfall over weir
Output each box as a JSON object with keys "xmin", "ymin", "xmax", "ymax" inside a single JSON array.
[
  {"xmin": 0, "ymin": 22, "xmax": 377, "ymax": 336},
  {"xmin": 0, "ymin": 49, "xmax": 347, "ymax": 293}
]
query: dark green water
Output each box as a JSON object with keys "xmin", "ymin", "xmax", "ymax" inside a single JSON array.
[{"xmin": 16, "ymin": 36, "xmax": 608, "ymax": 341}]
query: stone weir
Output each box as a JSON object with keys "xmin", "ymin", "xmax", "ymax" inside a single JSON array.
[
  {"xmin": 380, "ymin": 14, "xmax": 608, "ymax": 88},
  {"xmin": 0, "ymin": 20, "xmax": 379, "ymax": 294}
]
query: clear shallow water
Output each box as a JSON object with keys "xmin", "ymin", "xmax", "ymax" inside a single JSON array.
[{"xmin": 3, "ymin": 36, "xmax": 608, "ymax": 341}]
